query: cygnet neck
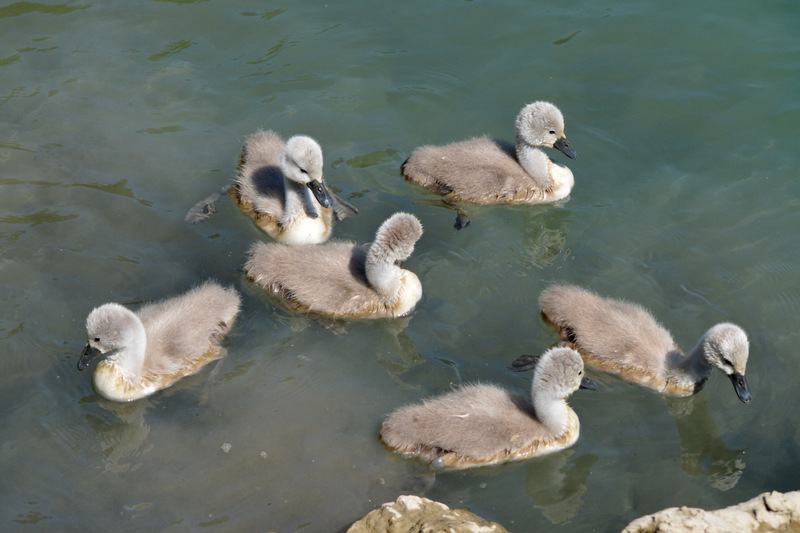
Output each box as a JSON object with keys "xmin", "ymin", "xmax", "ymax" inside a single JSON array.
[
  {"xmin": 516, "ymin": 143, "xmax": 552, "ymax": 190},
  {"xmin": 678, "ymin": 332, "xmax": 719, "ymax": 383},
  {"xmin": 532, "ymin": 379, "xmax": 570, "ymax": 436},
  {"xmin": 366, "ymin": 246, "xmax": 402, "ymax": 299},
  {"xmin": 107, "ymin": 311, "xmax": 148, "ymax": 381}
]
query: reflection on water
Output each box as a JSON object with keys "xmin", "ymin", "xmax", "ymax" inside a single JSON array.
[
  {"xmin": 77, "ymin": 353, "xmax": 232, "ymax": 473},
  {"xmin": 81, "ymin": 399, "xmax": 152, "ymax": 473},
  {"xmin": 525, "ymin": 450, "xmax": 598, "ymax": 523},
  {"xmin": 371, "ymin": 319, "xmax": 426, "ymax": 389},
  {"xmin": 666, "ymin": 396, "xmax": 746, "ymax": 492},
  {"xmin": 519, "ymin": 208, "xmax": 571, "ymax": 269}
]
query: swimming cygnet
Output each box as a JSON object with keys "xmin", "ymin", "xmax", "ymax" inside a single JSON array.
[
  {"xmin": 539, "ymin": 284, "xmax": 752, "ymax": 403},
  {"xmin": 229, "ymin": 130, "xmax": 357, "ymax": 245},
  {"xmin": 77, "ymin": 281, "xmax": 241, "ymax": 402},
  {"xmin": 380, "ymin": 347, "xmax": 595, "ymax": 470},
  {"xmin": 244, "ymin": 212, "xmax": 423, "ymax": 319},
  {"xmin": 402, "ymin": 101, "xmax": 577, "ymax": 228}
]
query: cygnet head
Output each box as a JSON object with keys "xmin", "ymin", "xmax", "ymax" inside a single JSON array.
[
  {"xmin": 280, "ymin": 135, "xmax": 332, "ymax": 208},
  {"xmin": 533, "ymin": 347, "xmax": 588, "ymax": 400},
  {"xmin": 515, "ymin": 101, "xmax": 577, "ymax": 160},
  {"xmin": 701, "ymin": 323, "xmax": 751, "ymax": 403},
  {"xmin": 367, "ymin": 212, "xmax": 423, "ymax": 267},
  {"xmin": 78, "ymin": 303, "xmax": 142, "ymax": 371}
]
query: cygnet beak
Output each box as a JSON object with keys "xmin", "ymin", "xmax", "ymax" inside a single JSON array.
[
  {"xmin": 579, "ymin": 374, "xmax": 598, "ymax": 391},
  {"xmin": 307, "ymin": 179, "xmax": 333, "ymax": 211},
  {"xmin": 77, "ymin": 344, "xmax": 104, "ymax": 371},
  {"xmin": 554, "ymin": 136, "xmax": 577, "ymax": 160},
  {"xmin": 729, "ymin": 372, "xmax": 752, "ymax": 403}
]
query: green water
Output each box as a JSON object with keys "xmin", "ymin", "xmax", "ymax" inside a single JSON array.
[{"xmin": 2, "ymin": 0, "xmax": 799, "ymax": 531}]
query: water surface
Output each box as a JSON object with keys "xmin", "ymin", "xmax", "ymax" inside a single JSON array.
[{"xmin": 2, "ymin": 1, "xmax": 799, "ymax": 531}]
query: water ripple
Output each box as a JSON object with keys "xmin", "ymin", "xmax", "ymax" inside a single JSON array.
[
  {"xmin": 148, "ymin": 39, "xmax": 196, "ymax": 62},
  {"xmin": 0, "ymin": 209, "xmax": 78, "ymax": 226},
  {"xmin": 0, "ymin": 2, "xmax": 90, "ymax": 19}
]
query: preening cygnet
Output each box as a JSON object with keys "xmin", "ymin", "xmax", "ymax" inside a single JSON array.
[
  {"xmin": 244, "ymin": 212, "xmax": 423, "ymax": 319},
  {"xmin": 229, "ymin": 130, "xmax": 357, "ymax": 244},
  {"xmin": 380, "ymin": 347, "xmax": 595, "ymax": 470},
  {"xmin": 402, "ymin": 101, "xmax": 577, "ymax": 228},
  {"xmin": 78, "ymin": 281, "xmax": 241, "ymax": 402},
  {"xmin": 539, "ymin": 284, "xmax": 752, "ymax": 403}
]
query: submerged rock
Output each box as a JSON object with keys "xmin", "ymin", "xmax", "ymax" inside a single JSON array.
[
  {"xmin": 622, "ymin": 490, "xmax": 800, "ymax": 533},
  {"xmin": 347, "ymin": 494, "xmax": 509, "ymax": 533}
]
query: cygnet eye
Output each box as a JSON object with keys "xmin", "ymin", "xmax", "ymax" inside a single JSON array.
[
  {"xmin": 549, "ymin": 130, "xmax": 556, "ymax": 135},
  {"xmin": 94, "ymin": 337, "xmax": 100, "ymax": 342},
  {"xmin": 578, "ymin": 369, "xmax": 583, "ymax": 376}
]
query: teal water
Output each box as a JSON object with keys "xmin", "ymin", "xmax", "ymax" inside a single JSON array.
[{"xmin": 2, "ymin": 0, "xmax": 799, "ymax": 531}]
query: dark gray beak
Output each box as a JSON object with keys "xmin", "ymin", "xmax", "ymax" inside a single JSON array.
[
  {"xmin": 553, "ymin": 136, "xmax": 577, "ymax": 160},
  {"xmin": 729, "ymin": 372, "xmax": 751, "ymax": 404},
  {"xmin": 307, "ymin": 179, "xmax": 333, "ymax": 212},
  {"xmin": 78, "ymin": 344, "xmax": 104, "ymax": 371},
  {"xmin": 579, "ymin": 374, "xmax": 598, "ymax": 391}
]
